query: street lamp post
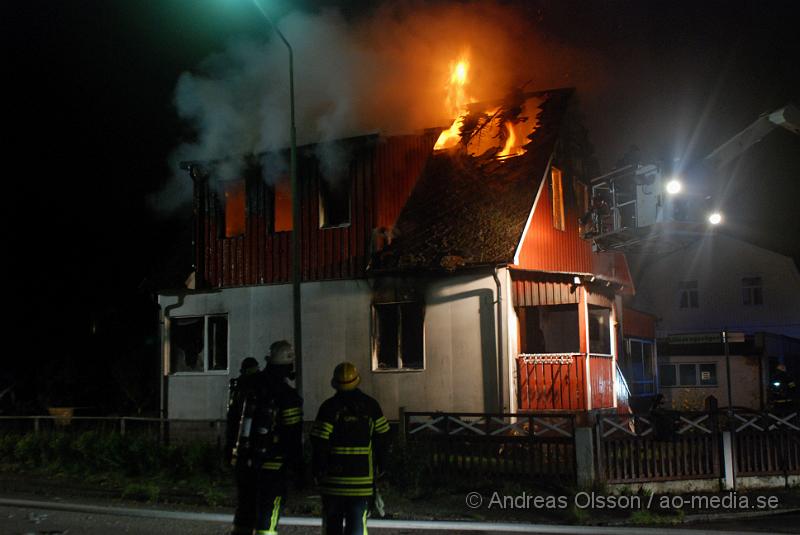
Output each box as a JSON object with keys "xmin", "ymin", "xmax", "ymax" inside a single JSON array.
[{"xmin": 254, "ymin": 1, "xmax": 302, "ymax": 395}]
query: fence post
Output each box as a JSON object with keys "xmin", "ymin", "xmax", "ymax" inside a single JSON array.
[
  {"xmin": 722, "ymin": 430, "xmax": 735, "ymax": 490},
  {"xmin": 120, "ymin": 418, "xmax": 126, "ymax": 436},
  {"xmin": 34, "ymin": 417, "xmax": 40, "ymax": 434},
  {"xmin": 575, "ymin": 426, "xmax": 595, "ymax": 488}
]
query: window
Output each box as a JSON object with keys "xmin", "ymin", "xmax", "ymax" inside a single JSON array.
[
  {"xmin": 372, "ymin": 303, "xmax": 424, "ymax": 370},
  {"xmin": 659, "ymin": 364, "xmax": 677, "ymax": 387},
  {"xmin": 222, "ymin": 180, "xmax": 246, "ymax": 238},
  {"xmin": 319, "ymin": 178, "xmax": 351, "ymax": 228},
  {"xmin": 678, "ymin": 280, "xmax": 698, "ymax": 309},
  {"xmin": 588, "ymin": 306, "xmax": 612, "ymax": 354},
  {"xmin": 518, "ymin": 305, "xmax": 580, "ymax": 354},
  {"xmin": 659, "ymin": 362, "xmax": 717, "ymax": 387},
  {"xmin": 169, "ymin": 315, "xmax": 228, "ymax": 373},
  {"xmin": 551, "ymin": 167, "xmax": 565, "ymax": 230},
  {"xmin": 742, "ymin": 276, "xmax": 763, "ymax": 306},
  {"xmin": 627, "ymin": 339, "xmax": 655, "ymax": 395},
  {"xmin": 273, "ymin": 175, "xmax": 292, "ymax": 232}
]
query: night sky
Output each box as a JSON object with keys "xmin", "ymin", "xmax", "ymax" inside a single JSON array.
[{"xmin": 6, "ymin": 1, "xmax": 799, "ymax": 413}]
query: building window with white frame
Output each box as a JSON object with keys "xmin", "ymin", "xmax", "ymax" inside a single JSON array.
[
  {"xmin": 372, "ymin": 302, "xmax": 424, "ymax": 370},
  {"xmin": 659, "ymin": 362, "xmax": 716, "ymax": 387},
  {"xmin": 169, "ymin": 315, "xmax": 228, "ymax": 373},
  {"xmin": 741, "ymin": 276, "xmax": 763, "ymax": 306},
  {"xmin": 678, "ymin": 280, "xmax": 699, "ymax": 309}
]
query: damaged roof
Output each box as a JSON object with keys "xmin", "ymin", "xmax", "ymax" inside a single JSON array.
[{"xmin": 372, "ymin": 88, "xmax": 573, "ymax": 273}]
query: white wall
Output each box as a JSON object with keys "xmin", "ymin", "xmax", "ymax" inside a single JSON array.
[
  {"xmin": 630, "ymin": 234, "xmax": 800, "ymax": 338},
  {"xmin": 159, "ymin": 270, "xmax": 507, "ymax": 421}
]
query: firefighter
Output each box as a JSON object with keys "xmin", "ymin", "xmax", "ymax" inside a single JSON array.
[
  {"xmin": 226, "ymin": 342, "xmax": 304, "ymax": 535},
  {"xmin": 311, "ymin": 362, "xmax": 390, "ymax": 535},
  {"xmin": 579, "ymin": 194, "xmax": 610, "ymax": 237}
]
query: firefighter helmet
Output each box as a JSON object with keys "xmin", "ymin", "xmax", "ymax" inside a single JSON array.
[
  {"xmin": 240, "ymin": 357, "xmax": 259, "ymax": 374},
  {"xmin": 267, "ymin": 340, "xmax": 294, "ymax": 366},
  {"xmin": 332, "ymin": 362, "xmax": 361, "ymax": 391}
]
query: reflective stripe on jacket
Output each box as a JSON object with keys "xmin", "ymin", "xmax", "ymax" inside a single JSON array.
[{"xmin": 311, "ymin": 389, "xmax": 389, "ymax": 497}]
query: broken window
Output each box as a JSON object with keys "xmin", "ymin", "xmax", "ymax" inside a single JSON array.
[
  {"xmin": 517, "ymin": 305, "xmax": 580, "ymax": 354},
  {"xmin": 741, "ymin": 276, "xmax": 763, "ymax": 306},
  {"xmin": 222, "ymin": 180, "xmax": 246, "ymax": 238},
  {"xmin": 588, "ymin": 305, "xmax": 611, "ymax": 355},
  {"xmin": 678, "ymin": 280, "xmax": 699, "ymax": 309},
  {"xmin": 273, "ymin": 175, "xmax": 293, "ymax": 232},
  {"xmin": 169, "ymin": 315, "xmax": 228, "ymax": 374},
  {"xmin": 372, "ymin": 302, "xmax": 424, "ymax": 370},
  {"xmin": 319, "ymin": 178, "xmax": 351, "ymax": 228},
  {"xmin": 551, "ymin": 167, "xmax": 565, "ymax": 231}
]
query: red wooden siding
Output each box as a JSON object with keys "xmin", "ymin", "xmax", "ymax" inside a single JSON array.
[
  {"xmin": 193, "ymin": 134, "xmax": 435, "ymax": 288},
  {"xmin": 373, "ymin": 133, "xmax": 438, "ymax": 230},
  {"xmin": 589, "ymin": 355, "xmax": 615, "ymax": 409},
  {"xmin": 514, "ymin": 168, "xmax": 633, "ymax": 289},
  {"xmin": 515, "ymin": 168, "xmax": 594, "ymax": 273},
  {"xmin": 517, "ymin": 355, "xmax": 586, "ymax": 411},
  {"xmin": 512, "ymin": 279, "xmax": 578, "ymax": 306},
  {"xmin": 622, "ymin": 307, "xmax": 656, "ymax": 339}
]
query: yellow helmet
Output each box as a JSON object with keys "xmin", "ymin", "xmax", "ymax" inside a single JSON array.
[{"xmin": 332, "ymin": 362, "xmax": 361, "ymax": 391}]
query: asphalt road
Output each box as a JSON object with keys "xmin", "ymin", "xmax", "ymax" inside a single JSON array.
[{"xmin": 2, "ymin": 499, "xmax": 800, "ymax": 535}]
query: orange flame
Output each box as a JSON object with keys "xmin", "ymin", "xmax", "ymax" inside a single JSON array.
[
  {"xmin": 497, "ymin": 121, "xmax": 525, "ymax": 158},
  {"xmin": 434, "ymin": 57, "xmax": 472, "ymax": 151}
]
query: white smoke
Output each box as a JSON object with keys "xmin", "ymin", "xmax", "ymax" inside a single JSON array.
[{"xmin": 157, "ymin": 2, "xmax": 610, "ymax": 211}]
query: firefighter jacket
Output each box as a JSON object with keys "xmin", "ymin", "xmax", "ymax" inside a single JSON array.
[
  {"xmin": 310, "ymin": 389, "xmax": 390, "ymax": 497},
  {"xmin": 226, "ymin": 369, "xmax": 304, "ymax": 475}
]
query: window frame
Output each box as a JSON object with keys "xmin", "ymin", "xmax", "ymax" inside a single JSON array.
[
  {"xmin": 741, "ymin": 276, "xmax": 763, "ymax": 306},
  {"xmin": 626, "ymin": 338, "xmax": 657, "ymax": 395},
  {"xmin": 678, "ymin": 280, "xmax": 699, "ymax": 309},
  {"xmin": 319, "ymin": 177, "xmax": 352, "ymax": 229},
  {"xmin": 551, "ymin": 166, "xmax": 565, "ymax": 231},
  {"xmin": 220, "ymin": 179, "xmax": 247, "ymax": 239},
  {"xmin": 371, "ymin": 301, "xmax": 425, "ymax": 372},
  {"xmin": 658, "ymin": 362, "xmax": 717, "ymax": 388},
  {"xmin": 168, "ymin": 314, "xmax": 230, "ymax": 375}
]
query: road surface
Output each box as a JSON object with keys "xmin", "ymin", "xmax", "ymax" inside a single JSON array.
[{"xmin": 1, "ymin": 498, "xmax": 799, "ymax": 534}]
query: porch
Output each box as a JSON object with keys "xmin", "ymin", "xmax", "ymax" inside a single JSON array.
[{"xmin": 510, "ymin": 270, "xmax": 623, "ymax": 412}]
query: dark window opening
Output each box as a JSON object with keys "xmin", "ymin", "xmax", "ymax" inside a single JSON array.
[
  {"xmin": 742, "ymin": 276, "xmax": 763, "ymax": 306},
  {"xmin": 679, "ymin": 363, "xmax": 697, "ymax": 386},
  {"xmin": 659, "ymin": 362, "xmax": 716, "ymax": 387},
  {"xmin": 659, "ymin": 364, "xmax": 677, "ymax": 387},
  {"xmin": 373, "ymin": 302, "xmax": 424, "ymax": 370},
  {"xmin": 169, "ymin": 315, "xmax": 228, "ymax": 374},
  {"xmin": 626, "ymin": 339, "xmax": 655, "ymax": 395},
  {"xmin": 518, "ymin": 304, "xmax": 580, "ymax": 354},
  {"xmin": 678, "ymin": 280, "xmax": 699, "ymax": 309},
  {"xmin": 320, "ymin": 178, "xmax": 351, "ymax": 228},
  {"xmin": 589, "ymin": 305, "xmax": 611, "ymax": 354},
  {"xmin": 273, "ymin": 175, "xmax": 293, "ymax": 232},
  {"xmin": 223, "ymin": 180, "xmax": 246, "ymax": 238}
]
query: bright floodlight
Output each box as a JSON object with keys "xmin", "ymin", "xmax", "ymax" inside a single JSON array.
[
  {"xmin": 666, "ymin": 179, "xmax": 682, "ymax": 195},
  {"xmin": 708, "ymin": 212, "xmax": 722, "ymax": 225}
]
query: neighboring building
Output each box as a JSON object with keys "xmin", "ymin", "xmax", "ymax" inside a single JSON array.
[
  {"xmin": 158, "ymin": 89, "xmax": 636, "ymax": 421},
  {"xmin": 627, "ymin": 233, "xmax": 800, "ymax": 410}
]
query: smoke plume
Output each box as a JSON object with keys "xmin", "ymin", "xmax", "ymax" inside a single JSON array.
[{"xmin": 159, "ymin": 1, "xmax": 608, "ymax": 210}]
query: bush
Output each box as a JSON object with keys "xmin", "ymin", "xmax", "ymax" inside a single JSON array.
[{"xmin": 2, "ymin": 430, "xmax": 224, "ymax": 481}]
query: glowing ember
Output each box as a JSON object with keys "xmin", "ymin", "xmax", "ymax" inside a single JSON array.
[{"xmin": 434, "ymin": 57, "xmax": 473, "ymax": 151}]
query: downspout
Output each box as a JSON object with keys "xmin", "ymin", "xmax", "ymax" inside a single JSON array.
[
  {"xmin": 492, "ymin": 266, "xmax": 505, "ymax": 413},
  {"xmin": 160, "ymin": 294, "xmax": 186, "ymax": 422}
]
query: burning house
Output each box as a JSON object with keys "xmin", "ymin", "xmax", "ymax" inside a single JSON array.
[{"xmin": 159, "ymin": 63, "xmax": 637, "ymax": 421}]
